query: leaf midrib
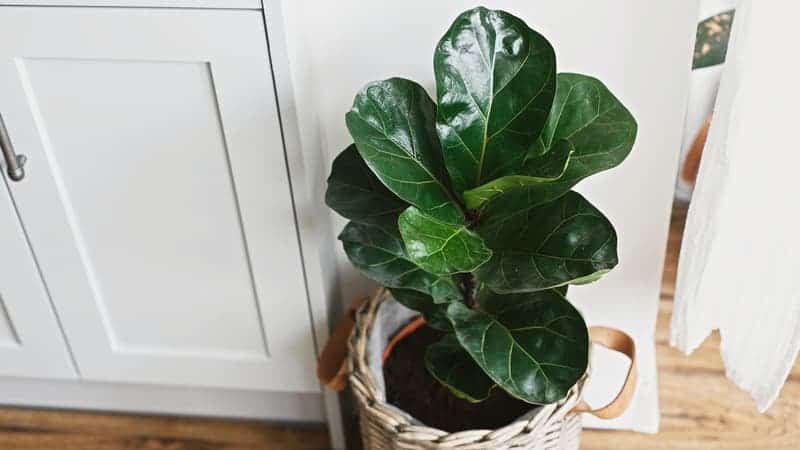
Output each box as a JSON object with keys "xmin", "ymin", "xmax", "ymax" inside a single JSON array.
[
  {"xmin": 351, "ymin": 109, "xmax": 461, "ymax": 210},
  {"xmin": 478, "ymin": 318, "xmax": 553, "ymax": 397},
  {"xmin": 474, "ymin": 29, "xmax": 496, "ymax": 186}
]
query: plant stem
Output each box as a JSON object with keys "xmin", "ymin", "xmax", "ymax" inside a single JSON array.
[
  {"xmin": 464, "ymin": 209, "xmax": 480, "ymax": 230},
  {"xmin": 461, "ymin": 207, "xmax": 479, "ymax": 308},
  {"xmin": 460, "ymin": 273, "xmax": 476, "ymax": 309}
]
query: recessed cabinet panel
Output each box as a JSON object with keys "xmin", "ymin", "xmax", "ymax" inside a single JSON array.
[
  {"xmin": 0, "ymin": 7, "xmax": 318, "ymax": 392},
  {"xmin": 21, "ymin": 58, "xmax": 268, "ymax": 359}
]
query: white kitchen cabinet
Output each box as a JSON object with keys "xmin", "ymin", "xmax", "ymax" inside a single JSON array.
[
  {"xmin": 0, "ymin": 174, "xmax": 75, "ymax": 380},
  {"xmin": 0, "ymin": 6, "xmax": 319, "ymax": 393}
]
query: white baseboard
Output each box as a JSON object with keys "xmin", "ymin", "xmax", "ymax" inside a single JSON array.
[{"xmin": 0, "ymin": 376, "xmax": 325, "ymax": 423}]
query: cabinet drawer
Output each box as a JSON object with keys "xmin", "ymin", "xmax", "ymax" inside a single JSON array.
[{"xmin": 0, "ymin": 6, "xmax": 318, "ymax": 392}]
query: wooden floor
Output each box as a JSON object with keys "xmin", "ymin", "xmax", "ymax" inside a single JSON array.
[
  {"xmin": 581, "ymin": 202, "xmax": 800, "ymax": 449},
  {"xmin": 1, "ymin": 201, "xmax": 798, "ymax": 449}
]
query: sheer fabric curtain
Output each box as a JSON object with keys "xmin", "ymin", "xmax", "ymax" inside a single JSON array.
[{"xmin": 671, "ymin": 0, "xmax": 800, "ymax": 411}]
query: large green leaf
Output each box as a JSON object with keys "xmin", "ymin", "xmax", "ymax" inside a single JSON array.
[
  {"xmin": 476, "ymin": 284, "xmax": 565, "ymax": 315},
  {"xmin": 389, "ymin": 288, "xmax": 451, "ymax": 331},
  {"xmin": 520, "ymin": 138, "xmax": 573, "ymax": 180},
  {"xmin": 345, "ymin": 78, "xmax": 463, "ymax": 223},
  {"xmin": 425, "ymin": 333, "xmax": 495, "ymax": 402},
  {"xmin": 447, "ymin": 293, "xmax": 589, "ymax": 404},
  {"xmin": 338, "ymin": 219, "xmax": 461, "ymax": 303},
  {"xmin": 435, "ymin": 6, "xmax": 556, "ymax": 195},
  {"xmin": 463, "ymin": 139, "xmax": 573, "ymax": 209},
  {"xmin": 398, "ymin": 206, "xmax": 492, "ymax": 276},
  {"xmin": 476, "ymin": 191, "xmax": 617, "ymax": 293},
  {"xmin": 325, "ymin": 144, "xmax": 408, "ymax": 223},
  {"xmin": 539, "ymin": 73, "xmax": 637, "ymax": 189},
  {"xmin": 469, "ymin": 73, "xmax": 636, "ymax": 211}
]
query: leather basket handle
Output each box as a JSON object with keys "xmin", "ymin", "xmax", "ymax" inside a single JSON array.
[
  {"xmin": 316, "ymin": 296, "xmax": 368, "ymax": 392},
  {"xmin": 571, "ymin": 326, "xmax": 638, "ymax": 419}
]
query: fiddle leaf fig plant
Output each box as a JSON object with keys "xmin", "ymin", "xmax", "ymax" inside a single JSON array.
[{"xmin": 325, "ymin": 6, "xmax": 636, "ymax": 405}]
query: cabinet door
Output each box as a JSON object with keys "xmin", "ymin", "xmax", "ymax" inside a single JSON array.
[
  {"xmin": 0, "ymin": 178, "xmax": 75, "ymax": 379},
  {"xmin": 0, "ymin": 7, "xmax": 318, "ymax": 392}
]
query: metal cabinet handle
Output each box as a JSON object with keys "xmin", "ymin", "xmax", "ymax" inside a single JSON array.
[{"xmin": 0, "ymin": 114, "xmax": 26, "ymax": 182}]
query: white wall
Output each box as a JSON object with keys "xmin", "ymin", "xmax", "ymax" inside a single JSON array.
[{"xmin": 280, "ymin": 0, "xmax": 699, "ymax": 433}]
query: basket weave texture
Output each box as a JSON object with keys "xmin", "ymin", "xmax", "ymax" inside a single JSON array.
[{"xmin": 348, "ymin": 289, "xmax": 585, "ymax": 450}]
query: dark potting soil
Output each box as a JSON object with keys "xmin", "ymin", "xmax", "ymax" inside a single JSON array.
[{"xmin": 383, "ymin": 324, "xmax": 535, "ymax": 432}]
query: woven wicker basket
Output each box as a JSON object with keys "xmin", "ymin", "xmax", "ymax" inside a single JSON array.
[
  {"xmin": 316, "ymin": 288, "xmax": 637, "ymax": 450},
  {"xmin": 347, "ymin": 289, "xmax": 585, "ymax": 450}
]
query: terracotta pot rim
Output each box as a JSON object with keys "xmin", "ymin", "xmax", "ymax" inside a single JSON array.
[{"xmin": 381, "ymin": 315, "xmax": 426, "ymax": 365}]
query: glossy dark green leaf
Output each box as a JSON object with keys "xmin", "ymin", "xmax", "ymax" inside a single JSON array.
[
  {"xmin": 476, "ymin": 191, "xmax": 617, "ymax": 293},
  {"xmin": 345, "ymin": 78, "xmax": 463, "ymax": 223},
  {"xmin": 539, "ymin": 73, "xmax": 637, "ymax": 186},
  {"xmin": 398, "ymin": 206, "xmax": 492, "ymax": 276},
  {"xmin": 389, "ymin": 288, "xmax": 452, "ymax": 331},
  {"xmin": 521, "ymin": 138, "xmax": 572, "ymax": 179},
  {"xmin": 325, "ymin": 144, "xmax": 408, "ymax": 223},
  {"xmin": 463, "ymin": 139, "xmax": 573, "ymax": 209},
  {"xmin": 425, "ymin": 333, "xmax": 495, "ymax": 402},
  {"xmin": 471, "ymin": 73, "xmax": 636, "ymax": 210},
  {"xmin": 476, "ymin": 284, "xmax": 565, "ymax": 315},
  {"xmin": 338, "ymin": 220, "xmax": 461, "ymax": 303},
  {"xmin": 447, "ymin": 293, "xmax": 589, "ymax": 404},
  {"xmin": 435, "ymin": 6, "xmax": 556, "ymax": 194},
  {"xmin": 527, "ymin": 136, "xmax": 547, "ymax": 159}
]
